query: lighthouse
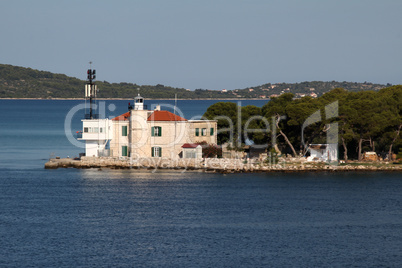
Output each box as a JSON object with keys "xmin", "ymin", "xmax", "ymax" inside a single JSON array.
[{"xmin": 78, "ymin": 66, "xmax": 113, "ymax": 157}]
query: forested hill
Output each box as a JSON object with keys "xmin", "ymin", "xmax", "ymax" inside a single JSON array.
[{"xmin": 0, "ymin": 64, "xmax": 390, "ymax": 99}]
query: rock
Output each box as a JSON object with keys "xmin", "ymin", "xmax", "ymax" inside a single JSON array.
[{"xmin": 44, "ymin": 161, "xmax": 58, "ymax": 169}]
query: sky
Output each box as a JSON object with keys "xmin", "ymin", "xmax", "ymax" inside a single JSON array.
[{"xmin": 1, "ymin": 0, "xmax": 402, "ymax": 90}]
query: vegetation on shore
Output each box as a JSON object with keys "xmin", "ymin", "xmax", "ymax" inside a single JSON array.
[
  {"xmin": 203, "ymin": 86, "xmax": 402, "ymax": 161},
  {"xmin": 0, "ymin": 63, "xmax": 389, "ymax": 99}
]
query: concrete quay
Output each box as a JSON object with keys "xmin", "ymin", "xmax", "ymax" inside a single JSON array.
[{"xmin": 44, "ymin": 157, "xmax": 402, "ymax": 173}]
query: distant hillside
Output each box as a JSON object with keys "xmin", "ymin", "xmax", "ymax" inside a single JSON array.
[
  {"xmin": 232, "ymin": 81, "xmax": 389, "ymax": 99},
  {"xmin": 0, "ymin": 64, "xmax": 390, "ymax": 99}
]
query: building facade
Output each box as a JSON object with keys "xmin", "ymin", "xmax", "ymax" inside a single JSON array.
[{"xmin": 81, "ymin": 95, "xmax": 217, "ymax": 159}]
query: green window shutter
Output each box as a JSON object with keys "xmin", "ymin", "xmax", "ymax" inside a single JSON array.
[
  {"xmin": 210, "ymin": 127, "xmax": 214, "ymax": 136},
  {"xmin": 152, "ymin": 127, "xmax": 161, "ymax": 136},
  {"xmin": 122, "ymin": 146, "xmax": 128, "ymax": 156},
  {"xmin": 152, "ymin": 147, "xmax": 161, "ymax": 157},
  {"xmin": 122, "ymin": 126, "xmax": 127, "ymax": 136},
  {"xmin": 195, "ymin": 128, "xmax": 199, "ymax": 136}
]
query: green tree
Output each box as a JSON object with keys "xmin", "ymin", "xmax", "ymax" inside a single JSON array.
[
  {"xmin": 241, "ymin": 105, "xmax": 267, "ymax": 145},
  {"xmin": 203, "ymin": 102, "xmax": 238, "ymax": 145},
  {"xmin": 262, "ymin": 93, "xmax": 298, "ymax": 156}
]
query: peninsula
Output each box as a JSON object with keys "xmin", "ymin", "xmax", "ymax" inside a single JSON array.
[{"xmin": 29, "ymin": 66, "xmax": 400, "ymax": 171}]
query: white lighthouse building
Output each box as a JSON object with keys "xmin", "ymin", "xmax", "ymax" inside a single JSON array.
[{"xmin": 80, "ymin": 119, "xmax": 113, "ymax": 157}]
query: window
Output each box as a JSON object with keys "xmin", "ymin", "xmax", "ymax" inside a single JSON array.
[
  {"xmin": 185, "ymin": 151, "xmax": 196, "ymax": 158},
  {"xmin": 152, "ymin": 147, "xmax": 162, "ymax": 157},
  {"xmin": 122, "ymin": 146, "xmax": 128, "ymax": 157},
  {"xmin": 202, "ymin": 128, "xmax": 207, "ymax": 136},
  {"xmin": 195, "ymin": 128, "xmax": 199, "ymax": 136},
  {"xmin": 84, "ymin": 127, "xmax": 100, "ymax": 133},
  {"xmin": 122, "ymin": 126, "xmax": 128, "ymax": 136},
  {"xmin": 210, "ymin": 127, "xmax": 214, "ymax": 136},
  {"xmin": 100, "ymin": 128, "xmax": 103, "ymax": 133},
  {"xmin": 151, "ymin": 126, "xmax": 162, "ymax": 137}
]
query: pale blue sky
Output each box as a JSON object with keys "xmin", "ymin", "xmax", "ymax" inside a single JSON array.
[{"xmin": 1, "ymin": 0, "xmax": 402, "ymax": 90}]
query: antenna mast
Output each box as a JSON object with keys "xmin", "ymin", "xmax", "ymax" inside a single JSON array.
[{"xmin": 85, "ymin": 62, "xmax": 97, "ymax": 119}]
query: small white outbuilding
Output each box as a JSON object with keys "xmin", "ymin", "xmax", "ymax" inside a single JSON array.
[
  {"xmin": 307, "ymin": 144, "xmax": 338, "ymax": 162},
  {"xmin": 182, "ymin": 143, "xmax": 203, "ymax": 159}
]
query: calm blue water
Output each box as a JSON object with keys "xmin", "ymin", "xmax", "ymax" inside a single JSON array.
[{"xmin": 0, "ymin": 100, "xmax": 401, "ymax": 267}]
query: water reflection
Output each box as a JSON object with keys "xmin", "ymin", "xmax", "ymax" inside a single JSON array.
[{"xmin": 79, "ymin": 168, "xmax": 212, "ymax": 180}]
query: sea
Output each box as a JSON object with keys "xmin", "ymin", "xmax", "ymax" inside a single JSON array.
[{"xmin": 0, "ymin": 99, "xmax": 401, "ymax": 267}]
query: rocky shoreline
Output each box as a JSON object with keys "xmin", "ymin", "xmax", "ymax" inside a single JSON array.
[{"xmin": 44, "ymin": 157, "xmax": 402, "ymax": 173}]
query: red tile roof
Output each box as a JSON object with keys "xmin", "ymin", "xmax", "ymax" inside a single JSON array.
[
  {"xmin": 182, "ymin": 143, "xmax": 201, "ymax": 148},
  {"xmin": 112, "ymin": 111, "xmax": 130, "ymax": 121},
  {"xmin": 147, "ymin": 111, "xmax": 187, "ymax": 121}
]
